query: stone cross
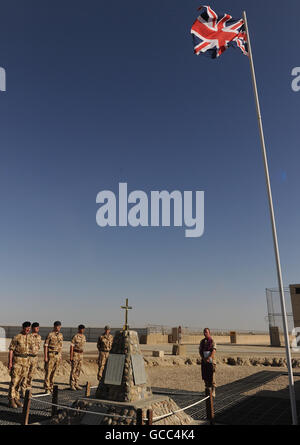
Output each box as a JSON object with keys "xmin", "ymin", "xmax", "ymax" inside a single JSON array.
[{"xmin": 121, "ymin": 298, "xmax": 132, "ymax": 331}]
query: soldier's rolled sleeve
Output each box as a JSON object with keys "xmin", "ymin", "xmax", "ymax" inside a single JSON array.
[
  {"xmin": 44, "ymin": 334, "xmax": 50, "ymax": 347},
  {"xmin": 9, "ymin": 339, "xmax": 16, "ymax": 352}
]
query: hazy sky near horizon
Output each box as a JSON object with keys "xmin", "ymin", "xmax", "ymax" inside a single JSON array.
[{"xmin": 0, "ymin": 0, "xmax": 299, "ymax": 330}]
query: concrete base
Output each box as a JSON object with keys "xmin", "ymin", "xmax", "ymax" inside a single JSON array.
[
  {"xmin": 73, "ymin": 395, "xmax": 195, "ymax": 425},
  {"xmin": 172, "ymin": 344, "xmax": 186, "ymax": 356},
  {"xmin": 153, "ymin": 350, "xmax": 164, "ymax": 358}
]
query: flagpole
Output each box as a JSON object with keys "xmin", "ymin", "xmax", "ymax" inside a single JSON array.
[{"xmin": 243, "ymin": 10, "xmax": 298, "ymax": 425}]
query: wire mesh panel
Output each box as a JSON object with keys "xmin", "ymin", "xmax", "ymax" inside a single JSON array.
[{"xmin": 266, "ymin": 287, "xmax": 294, "ymax": 334}]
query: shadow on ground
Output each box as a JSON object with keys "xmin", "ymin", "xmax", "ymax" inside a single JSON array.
[{"xmin": 154, "ymin": 370, "xmax": 296, "ymax": 425}]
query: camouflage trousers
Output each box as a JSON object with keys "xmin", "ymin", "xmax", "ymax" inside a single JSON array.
[
  {"xmin": 8, "ymin": 357, "xmax": 29, "ymax": 401},
  {"xmin": 97, "ymin": 351, "xmax": 109, "ymax": 381},
  {"xmin": 44, "ymin": 353, "xmax": 61, "ymax": 391},
  {"xmin": 70, "ymin": 352, "xmax": 83, "ymax": 388},
  {"xmin": 21, "ymin": 356, "xmax": 38, "ymax": 392}
]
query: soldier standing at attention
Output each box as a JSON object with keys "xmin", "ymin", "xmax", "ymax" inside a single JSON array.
[
  {"xmin": 199, "ymin": 327, "xmax": 217, "ymax": 398},
  {"xmin": 97, "ymin": 325, "xmax": 113, "ymax": 381},
  {"xmin": 44, "ymin": 321, "xmax": 63, "ymax": 394},
  {"xmin": 69, "ymin": 324, "xmax": 86, "ymax": 391},
  {"xmin": 21, "ymin": 322, "xmax": 42, "ymax": 397},
  {"xmin": 7, "ymin": 321, "xmax": 31, "ymax": 408}
]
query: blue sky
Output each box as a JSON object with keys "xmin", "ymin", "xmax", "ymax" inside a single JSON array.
[{"xmin": 0, "ymin": 0, "xmax": 299, "ymax": 329}]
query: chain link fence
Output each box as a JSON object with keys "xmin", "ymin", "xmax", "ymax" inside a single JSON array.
[
  {"xmin": 145, "ymin": 325, "xmax": 268, "ymax": 336},
  {"xmin": 266, "ymin": 287, "xmax": 294, "ymax": 334}
]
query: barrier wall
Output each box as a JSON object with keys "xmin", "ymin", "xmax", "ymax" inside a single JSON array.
[
  {"xmin": 140, "ymin": 333, "xmax": 169, "ymax": 344},
  {"xmin": 0, "ymin": 326, "xmax": 147, "ymax": 343},
  {"xmin": 140, "ymin": 333, "xmax": 273, "ymax": 346},
  {"xmin": 2, "ymin": 326, "xmax": 285, "ymax": 346}
]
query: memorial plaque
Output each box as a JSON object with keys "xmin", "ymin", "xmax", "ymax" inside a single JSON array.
[
  {"xmin": 104, "ymin": 354, "xmax": 125, "ymax": 385},
  {"xmin": 131, "ymin": 354, "xmax": 147, "ymax": 385}
]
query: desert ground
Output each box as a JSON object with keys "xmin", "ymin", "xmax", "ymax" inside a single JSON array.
[{"xmin": 1, "ymin": 340, "xmax": 300, "ymax": 400}]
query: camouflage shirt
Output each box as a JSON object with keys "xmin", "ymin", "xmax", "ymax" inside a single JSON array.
[
  {"xmin": 44, "ymin": 331, "xmax": 63, "ymax": 353},
  {"xmin": 29, "ymin": 333, "xmax": 42, "ymax": 355},
  {"xmin": 97, "ymin": 333, "xmax": 113, "ymax": 352},
  {"xmin": 71, "ymin": 333, "xmax": 86, "ymax": 352},
  {"xmin": 9, "ymin": 333, "xmax": 30, "ymax": 355}
]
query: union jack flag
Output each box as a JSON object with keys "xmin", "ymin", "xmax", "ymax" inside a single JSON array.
[{"xmin": 191, "ymin": 5, "xmax": 248, "ymax": 59}]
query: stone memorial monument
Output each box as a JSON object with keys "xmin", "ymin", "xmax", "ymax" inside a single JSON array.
[
  {"xmin": 79, "ymin": 299, "xmax": 194, "ymax": 425},
  {"xmin": 96, "ymin": 299, "xmax": 153, "ymax": 402}
]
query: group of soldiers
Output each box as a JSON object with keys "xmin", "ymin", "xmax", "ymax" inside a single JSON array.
[
  {"xmin": 7, "ymin": 321, "xmax": 113, "ymax": 409},
  {"xmin": 8, "ymin": 321, "xmax": 217, "ymax": 409}
]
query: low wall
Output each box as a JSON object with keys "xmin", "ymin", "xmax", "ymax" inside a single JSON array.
[
  {"xmin": 140, "ymin": 333, "xmax": 169, "ymax": 344},
  {"xmin": 140, "ymin": 333, "xmax": 273, "ymax": 346},
  {"xmin": 0, "ymin": 326, "xmax": 147, "ymax": 343},
  {"xmin": 2, "ymin": 326, "xmax": 290, "ymax": 347},
  {"xmin": 183, "ymin": 335, "xmax": 230, "ymax": 345},
  {"xmin": 224, "ymin": 335, "xmax": 270, "ymax": 345}
]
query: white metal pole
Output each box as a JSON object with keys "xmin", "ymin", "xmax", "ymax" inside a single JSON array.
[{"xmin": 243, "ymin": 11, "xmax": 298, "ymax": 425}]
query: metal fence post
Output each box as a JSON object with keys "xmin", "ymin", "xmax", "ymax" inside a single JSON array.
[
  {"xmin": 136, "ymin": 408, "xmax": 144, "ymax": 425},
  {"xmin": 52, "ymin": 385, "xmax": 59, "ymax": 417},
  {"xmin": 205, "ymin": 388, "xmax": 215, "ymax": 425},
  {"xmin": 23, "ymin": 389, "xmax": 32, "ymax": 425},
  {"xmin": 146, "ymin": 409, "xmax": 153, "ymax": 425}
]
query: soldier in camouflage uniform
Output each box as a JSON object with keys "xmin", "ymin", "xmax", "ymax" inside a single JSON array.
[
  {"xmin": 8, "ymin": 322, "xmax": 31, "ymax": 409},
  {"xmin": 69, "ymin": 324, "xmax": 86, "ymax": 390},
  {"xmin": 44, "ymin": 321, "xmax": 63, "ymax": 394},
  {"xmin": 97, "ymin": 325, "xmax": 113, "ymax": 381},
  {"xmin": 21, "ymin": 322, "xmax": 42, "ymax": 396}
]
